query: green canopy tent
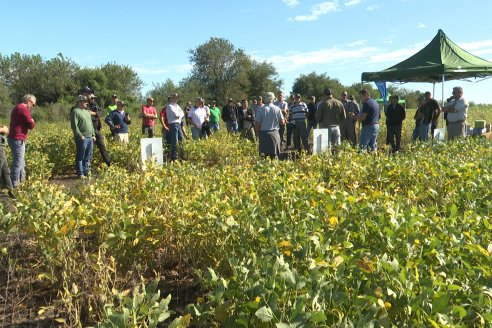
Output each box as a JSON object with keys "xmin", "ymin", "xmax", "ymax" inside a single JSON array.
[
  {"xmin": 376, "ymin": 94, "xmax": 406, "ymax": 107},
  {"xmin": 361, "ymin": 29, "xmax": 492, "ymax": 105}
]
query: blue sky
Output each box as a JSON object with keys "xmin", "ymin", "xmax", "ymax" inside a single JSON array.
[{"xmin": 2, "ymin": 0, "xmax": 492, "ymax": 104}]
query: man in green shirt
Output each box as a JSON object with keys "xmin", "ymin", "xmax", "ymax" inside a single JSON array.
[
  {"xmin": 70, "ymin": 95, "xmax": 96, "ymax": 178},
  {"xmin": 209, "ymin": 100, "xmax": 221, "ymax": 132}
]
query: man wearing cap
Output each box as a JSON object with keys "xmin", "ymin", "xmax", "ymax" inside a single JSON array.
[
  {"xmin": 442, "ymin": 86, "xmax": 468, "ymax": 140},
  {"xmin": 340, "ymin": 91, "xmax": 360, "ymax": 147},
  {"xmin": 105, "ymin": 101, "xmax": 131, "ymax": 143},
  {"xmin": 316, "ymin": 88, "xmax": 346, "ymax": 153},
  {"xmin": 70, "ymin": 95, "xmax": 96, "ymax": 178},
  {"xmin": 221, "ymin": 98, "xmax": 239, "ymax": 133},
  {"xmin": 254, "ymin": 92, "xmax": 284, "ymax": 159},
  {"xmin": 274, "ymin": 92, "xmax": 289, "ymax": 146},
  {"xmin": 106, "ymin": 94, "xmax": 119, "ymax": 116},
  {"xmin": 81, "ymin": 86, "xmax": 111, "ymax": 166},
  {"xmin": 166, "ymin": 93, "xmax": 185, "ymax": 160},
  {"xmin": 188, "ymin": 97, "xmax": 209, "ymax": 140},
  {"xmin": 141, "ymin": 97, "xmax": 158, "ymax": 138},
  {"xmin": 357, "ymin": 89, "xmax": 380, "ymax": 151},
  {"xmin": 8, "ymin": 94, "xmax": 36, "ymax": 187},
  {"xmin": 424, "ymin": 91, "xmax": 441, "ymax": 138},
  {"xmin": 289, "ymin": 93, "xmax": 310, "ymax": 153},
  {"xmin": 209, "ymin": 101, "xmax": 221, "ymax": 132}
]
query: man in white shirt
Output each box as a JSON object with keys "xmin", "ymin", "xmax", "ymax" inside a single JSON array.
[
  {"xmin": 442, "ymin": 86, "xmax": 468, "ymax": 140},
  {"xmin": 166, "ymin": 93, "xmax": 185, "ymax": 160}
]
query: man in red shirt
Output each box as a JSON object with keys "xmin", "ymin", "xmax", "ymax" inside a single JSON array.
[
  {"xmin": 141, "ymin": 97, "xmax": 158, "ymax": 137},
  {"xmin": 8, "ymin": 94, "xmax": 36, "ymax": 187}
]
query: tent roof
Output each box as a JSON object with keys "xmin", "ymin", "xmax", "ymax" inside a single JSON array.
[{"xmin": 361, "ymin": 29, "xmax": 492, "ymax": 83}]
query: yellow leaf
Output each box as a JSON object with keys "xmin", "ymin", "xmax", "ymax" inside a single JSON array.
[
  {"xmin": 316, "ymin": 260, "xmax": 329, "ymax": 267},
  {"xmin": 328, "ymin": 216, "xmax": 338, "ymax": 227},
  {"xmin": 255, "ymin": 296, "xmax": 261, "ymax": 303},
  {"xmin": 332, "ymin": 255, "xmax": 344, "ymax": 267},
  {"xmin": 384, "ymin": 301, "xmax": 392, "ymax": 310},
  {"xmin": 54, "ymin": 318, "xmax": 66, "ymax": 323},
  {"xmin": 79, "ymin": 219, "xmax": 88, "ymax": 226},
  {"xmin": 59, "ymin": 224, "xmax": 69, "ymax": 235},
  {"xmin": 284, "ymin": 250, "xmax": 292, "ymax": 257},
  {"xmin": 279, "ymin": 240, "xmax": 291, "ymax": 248},
  {"xmin": 133, "ymin": 238, "xmax": 139, "ymax": 246}
]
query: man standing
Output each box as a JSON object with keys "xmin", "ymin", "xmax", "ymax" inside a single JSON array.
[
  {"xmin": 305, "ymin": 96, "xmax": 317, "ymax": 140},
  {"xmin": 105, "ymin": 101, "xmax": 131, "ymax": 143},
  {"xmin": 340, "ymin": 91, "xmax": 360, "ymax": 146},
  {"xmin": 8, "ymin": 94, "xmax": 36, "ymax": 187},
  {"xmin": 81, "ymin": 86, "xmax": 111, "ymax": 167},
  {"xmin": 289, "ymin": 93, "xmax": 310, "ymax": 153},
  {"xmin": 141, "ymin": 97, "xmax": 158, "ymax": 137},
  {"xmin": 238, "ymin": 99, "xmax": 255, "ymax": 141},
  {"xmin": 254, "ymin": 92, "xmax": 284, "ymax": 159},
  {"xmin": 442, "ymin": 86, "xmax": 468, "ymax": 140},
  {"xmin": 166, "ymin": 93, "xmax": 185, "ymax": 160},
  {"xmin": 106, "ymin": 94, "xmax": 119, "ymax": 116},
  {"xmin": 70, "ymin": 95, "xmax": 96, "ymax": 179},
  {"xmin": 221, "ymin": 98, "xmax": 239, "ymax": 133},
  {"xmin": 315, "ymin": 88, "xmax": 346, "ymax": 152},
  {"xmin": 274, "ymin": 92, "xmax": 289, "ymax": 146},
  {"xmin": 209, "ymin": 100, "xmax": 221, "ymax": 132},
  {"xmin": 385, "ymin": 95, "xmax": 406, "ymax": 152},
  {"xmin": 424, "ymin": 91, "xmax": 441, "ymax": 138},
  {"xmin": 357, "ymin": 89, "xmax": 380, "ymax": 151}
]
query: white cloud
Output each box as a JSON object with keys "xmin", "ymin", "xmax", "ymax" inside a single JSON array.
[
  {"xmin": 290, "ymin": 1, "xmax": 339, "ymax": 22},
  {"xmin": 134, "ymin": 67, "xmax": 169, "ymax": 75},
  {"xmin": 369, "ymin": 42, "xmax": 427, "ymax": 63},
  {"xmin": 255, "ymin": 46, "xmax": 379, "ymax": 72},
  {"xmin": 283, "ymin": 0, "xmax": 300, "ymax": 7},
  {"xmin": 346, "ymin": 40, "xmax": 366, "ymax": 47},
  {"xmin": 417, "ymin": 23, "xmax": 426, "ymax": 28},
  {"xmin": 345, "ymin": 0, "xmax": 361, "ymax": 6},
  {"xmin": 366, "ymin": 4, "xmax": 378, "ymax": 10}
]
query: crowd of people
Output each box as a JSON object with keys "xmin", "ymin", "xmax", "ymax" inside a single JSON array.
[{"xmin": 0, "ymin": 86, "xmax": 470, "ymax": 195}]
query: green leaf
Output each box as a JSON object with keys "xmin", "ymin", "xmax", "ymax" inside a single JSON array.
[
  {"xmin": 256, "ymin": 306, "xmax": 274, "ymax": 322},
  {"xmin": 309, "ymin": 311, "xmax": 327, "ymax": 324},
  {"xmin": 451, "ymin": 305, "xmax": 467, "ymax": 319}
]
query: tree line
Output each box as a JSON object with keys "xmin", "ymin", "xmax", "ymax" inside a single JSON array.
[{"xmin": 0, "ymin": 37, "xmax": 429, "ymax": 121}]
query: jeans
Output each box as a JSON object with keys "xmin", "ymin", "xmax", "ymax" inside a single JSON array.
[
  {"xmin": 142, "ymin": 125, "xmax": 155, "ymax": 138},
  {"xmin": 191, "ymin": 126, "xmax": 205, "ymax": 140},
  {"xmin": 412, "ymin": 123, "xmax": 430, "ymax": 142},
  {"xmin": 359, "ymin": 124, "xmax": 379, "ymax": 151},
  {"xmin": 227, "ymin": 120, "xmax": 238, "ymax": 133},
  {"xmin": 75, "ymin": 137, "xmax": 93, "ymax": 176},
  {"xmin": 210, "ymin": 122, "xmax": 220, "ymax": 132},
  {"xmin": 8, "ymin": 138, "xmax": 25, "ymax": 187},
  {"xmin": 169, "ymin": 123, "xmax": 184, "ymax": 160}
]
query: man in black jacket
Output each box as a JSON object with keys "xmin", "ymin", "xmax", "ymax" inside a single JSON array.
[
  {"xmin": 221, "ymin": 98, "xmax": 239, "ymax": 133},
  {"xmin": 385, "ymin": 95, "xmax": 406, "ymax": 152}
]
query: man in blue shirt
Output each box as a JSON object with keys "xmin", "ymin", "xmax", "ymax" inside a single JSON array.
[
  {"xmin": 357, "ymin": 89, "xmax": 379, "ymax": 151},
  {"xmin": 105, "ymin": 101, "xmax": 131, "ymax": 143}
]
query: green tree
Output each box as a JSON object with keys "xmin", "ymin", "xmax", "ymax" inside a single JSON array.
[
  {"xmin": 148, "ymin": 79, "xmax": 178, "ymax": 108},
  {"xmin": 189, "ymin": 37, "xmax": 250, "ymax": 103},
  {"xmin": 292, "ymin": 72, "xmax": 344, "ymax": 101},
  {"xmin": 246, "ymin": 61, "xmax": 283, "ymax": 100}
]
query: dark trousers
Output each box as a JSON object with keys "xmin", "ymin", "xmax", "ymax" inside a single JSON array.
[
  {"xmin": 0, "ymin": 149, "xmax": 13, "ymax": 190},
  {"xmin": 386, "ymin": 124, "xmax": 402, "ymax": 151},
  {"xmin": 94, "ymin": 130, "xmax": 111, "ymax": 165},
  {"xmin": 286, "ymin": 122, "xmax": 294, "ymax": 147}
]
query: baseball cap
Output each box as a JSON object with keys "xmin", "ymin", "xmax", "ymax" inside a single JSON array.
[
  {"xmin": 81, "ymin": 86, "xmax": 94, "ymax": 94},
  {"xmin": 76, "ymin": 95, "xmax": 89, "ymax": 102},
  {"xmin": 117, "ymin": 100, "xmax": 126, "ymax": 106}
]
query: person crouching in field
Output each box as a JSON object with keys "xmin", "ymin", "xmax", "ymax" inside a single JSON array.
[
  {"xmin": 70, "ymin": 95, "xmax": 96, "ymax": 179},
  {"xmin": 0, "ymin": 125, "xmax": 15, "ymax": 198},
  {"xmin": 105, "ymin": 101, "xmax": 131, "ymax": 143}
]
